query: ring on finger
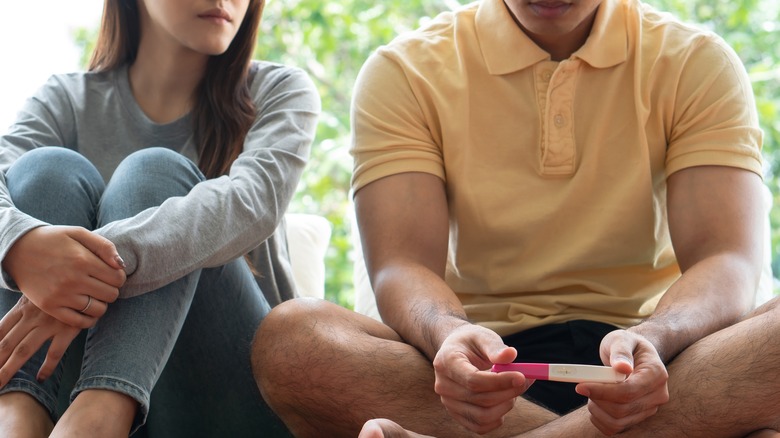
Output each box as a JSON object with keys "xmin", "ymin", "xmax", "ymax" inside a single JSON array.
[{"xmin": 80, "ymin": 296, "xmax": 93, "ymax": 314}]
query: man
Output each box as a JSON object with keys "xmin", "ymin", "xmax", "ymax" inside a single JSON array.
[{"xmin": 252, "ymin": 0, "xmax": 780, "ymax": 436}]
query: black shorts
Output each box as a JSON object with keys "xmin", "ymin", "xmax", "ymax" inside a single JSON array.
[{"xmin": 501, "ymin": 320, "xmax": 619, "ymax": 415}]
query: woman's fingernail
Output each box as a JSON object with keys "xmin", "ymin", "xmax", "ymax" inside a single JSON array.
[{"xmin": 115, "ymin": 255, "xmax": 126, "ymax": 268}]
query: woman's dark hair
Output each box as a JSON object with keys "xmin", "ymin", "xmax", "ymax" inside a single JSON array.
[{"xmin": 89, "ymin": 0, "xmax": 265, "ymax": 178}]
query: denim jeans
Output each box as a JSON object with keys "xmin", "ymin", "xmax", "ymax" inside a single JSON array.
[{"xmin": 0, "ymin": 147, "xmax": 291, "ymax": 437}]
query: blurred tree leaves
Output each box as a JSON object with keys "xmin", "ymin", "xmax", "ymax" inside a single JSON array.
[{"xmin": 257, "ymin": 0, "xmax": 467, "ymax": 307}]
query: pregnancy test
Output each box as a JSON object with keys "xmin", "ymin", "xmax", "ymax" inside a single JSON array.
[{"xmin": 491, "ymin": 363, "xmax": 627, "ymax": 383}]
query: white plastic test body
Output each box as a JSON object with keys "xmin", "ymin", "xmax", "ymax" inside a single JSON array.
[{"xmin": 491, "ymin": 363, "xmax": 627, "ymax": 383}]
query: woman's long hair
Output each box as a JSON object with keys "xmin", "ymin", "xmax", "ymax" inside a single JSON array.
[{"xmin": 89, "ymin": 0, "xmax": 265, "ymax": 178}]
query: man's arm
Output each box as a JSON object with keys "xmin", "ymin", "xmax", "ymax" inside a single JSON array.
[
  {"xmin": 355, "ymin": 172, "xmax": 459, "ymax": 358},
  {"xmin": 575, "ymin": 165, "xmax": 765, "ymax": 435},
  {"xmin": 355, "ymin": 172, "xmax": 531, "ymax": 434},
  {"xmin": 632, "ymin": 165, "xmax": 764, "ymax": 362}
]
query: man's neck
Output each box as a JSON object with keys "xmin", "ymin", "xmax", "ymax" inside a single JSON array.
[{"xmin": 508, "ymin": 6, "xmax": 600, "ymax": 61}]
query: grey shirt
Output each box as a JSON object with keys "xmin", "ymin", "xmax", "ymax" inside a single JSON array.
[{"xmin": 0, "ymin": 61, "xmax": 320, "ymax": 304}]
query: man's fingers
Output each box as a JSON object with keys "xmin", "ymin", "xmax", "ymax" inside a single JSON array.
[
  {"xmin": 601, "ymin": 333, "xmax": 635, "ymax": 373},
  {"xmin": 588, "ymin": 398, "xmax": 659, "ymax": 436},
  {"xmin": 442, "ymin": 364, "xmax": 525, "ymax": 395},
  {"xmin": 436, "ymin": 372, "xmax": 526, "ymax": 407},
  {"xmin": 586, "ymin": 386, "xmax": 667, "ymax": 417},
  {"xmin": 441, "ymin": 396, "xmax": 514, "ymax": 434},
  {"xmin": 486, "ymin": 345, "xmax": 518, "ymax": 366}
]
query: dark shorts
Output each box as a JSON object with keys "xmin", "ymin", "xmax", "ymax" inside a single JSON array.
[{"xmin": 501, "ymin": 320, "xmax": 619, "ymax": 415}]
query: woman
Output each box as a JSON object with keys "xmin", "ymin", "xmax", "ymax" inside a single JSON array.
[{"xmin": 0, "ymin": 0, "xmax": 318, "ymax": 436}]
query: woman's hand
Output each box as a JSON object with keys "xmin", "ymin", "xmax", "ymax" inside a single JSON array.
[
  {"xmin": 2, "ymin": 225, "xmax": 126, "ymax": 328},
  {"xmin": 576, "ymin": 330, "xmax": 670, "ymax": 436},
  {"xmin": 432, "ymin": 324, "xmax": 532, "ymax": 434},
  {"xmin": 0, "ymin": 296, "xmax": 81, "ymax": 388}
]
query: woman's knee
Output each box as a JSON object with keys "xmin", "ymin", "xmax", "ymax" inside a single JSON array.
[
  {"xmin": 5, "ymin": 147, "xmax": 104, "ymax": 225},
  {"xmin": 111, "ymin": 148, "xmax": 203, "ymax": 192},
  {"xmin": 6, "ymin": 147, "xmax": 103, "ymax": 194},
  {"xmin": 99, "ymin": 148, "xmax": 204, "ymax": 222}
]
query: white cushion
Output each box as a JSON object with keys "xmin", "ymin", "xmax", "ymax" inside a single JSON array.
[
  {"xmin": 755, "ymin": 184, "xmax": 775, "ymax": 306},
  {"xmin": 286, "ymin": 213, "xmax": 331, "ymax": 299},
  {"xmin": 352, "ymin": 209, "xmax": 381, "ymax": 320}
]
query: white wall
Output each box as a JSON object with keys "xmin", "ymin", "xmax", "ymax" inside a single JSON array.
[{"xmin": 0, "ymin": 1, "xmax": 102, "ymax": 130}]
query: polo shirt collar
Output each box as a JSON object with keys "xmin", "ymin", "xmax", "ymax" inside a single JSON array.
[{"xmin": 476, "ymin": 0, "xmax": 628, "ymax": 75}]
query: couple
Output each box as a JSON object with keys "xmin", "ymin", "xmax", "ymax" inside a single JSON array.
[{"xmin": 1, "ymin": 0, "xmax": 778, "ymax": 437}]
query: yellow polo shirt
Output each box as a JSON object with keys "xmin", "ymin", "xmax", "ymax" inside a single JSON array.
[{"xmin": 350, "ymin": 0, "xmax": 763, "ymax": 336}]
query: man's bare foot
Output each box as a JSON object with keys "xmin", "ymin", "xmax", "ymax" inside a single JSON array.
[
  {"xmin": 0, "ymin": 392, "xmax": 54, "ymax": 438},
  {"xmin": 359, "ymin": 419, "xmax": 435, "ymax": 438},
  {"xmin": 50, "ymin": 389, "xmax": 137, "ymax": 438}
]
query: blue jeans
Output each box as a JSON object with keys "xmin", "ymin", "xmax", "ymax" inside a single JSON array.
[{"xmin": 0, "ymin": 147, "xmax": 291, "ymax": 437}]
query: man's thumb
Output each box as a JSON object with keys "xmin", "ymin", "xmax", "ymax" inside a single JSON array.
[{"xmin": 488, "ymin": 344, "xmax": 517, "ymax": 365}]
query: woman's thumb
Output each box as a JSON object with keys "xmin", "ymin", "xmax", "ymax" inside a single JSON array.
[{"xmin": 70, "ymin": 228, "xmax": 126, "ymax": 270}]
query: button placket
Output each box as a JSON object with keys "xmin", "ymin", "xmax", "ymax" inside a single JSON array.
[{"xmin": 542, "ymin": 60, "xmax": 578, "ymax": 175}]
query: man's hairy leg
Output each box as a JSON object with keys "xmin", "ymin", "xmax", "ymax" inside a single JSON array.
[
  {"xmin": 523, "ymin": 298, "xmax": 780, "ymax": 438},
  {"xmin": 251, "ymin": 298, "xmax": 557, "ymax": 438}
]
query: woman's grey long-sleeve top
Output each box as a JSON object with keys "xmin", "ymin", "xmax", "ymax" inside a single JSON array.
[{"xmin": 0, "ymin": 61, "xmax": 320, "ymax": 304}]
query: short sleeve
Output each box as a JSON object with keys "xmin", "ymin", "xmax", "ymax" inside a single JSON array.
[
  {"xmin": 350, "ymin": 51, "xmax": 445, "ymax": 194},
  {"xmin": 665, "ymin": 35, "xmax": 763, "ymax": 177}
]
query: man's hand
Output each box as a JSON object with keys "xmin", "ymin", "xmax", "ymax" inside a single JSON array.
[
  {"xmin": 432, "ymin": 324, "xmax": 532, "ymax": 434},
  {"xmin": 0, "ymin": 296, "xmax": 81, "ymax": 388},
  {"xmin": 576, "ymin": 330, "xmax": 669, "ymax": 435},
  {"xmin": 2, "ymin": 226, "xmax": 126, "ymax": 328}
]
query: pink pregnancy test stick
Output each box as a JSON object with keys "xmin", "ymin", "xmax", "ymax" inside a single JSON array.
[{"xmin": 491, "ymin": 363, "xmax": 627, "ymax": 383}]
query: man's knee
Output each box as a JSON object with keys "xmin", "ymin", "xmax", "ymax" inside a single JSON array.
[
  {"xmin": 254, "ymin": 297, "xmax": 334, "ymax": 343},
  {"xmin": 251, "ymin": 298, "xmax": 345, "ymax": 411},
  {"xmin": 251, "ymin": 298, "xmax": 336, "ymax": 375}
]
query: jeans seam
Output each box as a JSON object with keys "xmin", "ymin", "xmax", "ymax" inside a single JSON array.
[{"xmin": 0, "ymin": 377, "xmax": 58, "ymax": 421}]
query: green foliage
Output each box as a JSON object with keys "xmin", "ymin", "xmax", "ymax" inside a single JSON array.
[
  {"xmin": 258, "ymin": 0, "xmax": 466, "ymax": 307},
  {"xmin": 73, "ymin": 27, "xmax": 98, "ymax": 69}
]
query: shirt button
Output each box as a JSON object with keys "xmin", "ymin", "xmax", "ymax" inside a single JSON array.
[
  {"xmin": 554, "ymin": 114, "xmax": 565, "ymax": 127},
  {"xmin": 543, "ymin": 71, "xmax": 552, "ymax": 81}
]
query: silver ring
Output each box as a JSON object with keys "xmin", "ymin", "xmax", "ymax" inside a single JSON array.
[{"xmin": 80, "ymin": 296, "xmax": 93, "ymax": 314}]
